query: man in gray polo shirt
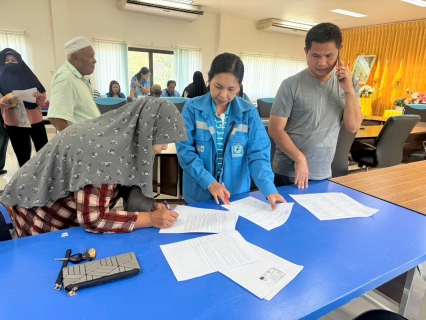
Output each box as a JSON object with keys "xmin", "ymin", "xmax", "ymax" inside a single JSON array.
[{"xmin": 269, "ymin": 22, "xmax": 363, "ymax": 189}]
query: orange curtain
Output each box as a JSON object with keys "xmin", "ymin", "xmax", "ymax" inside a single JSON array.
[{"xmin": 342, "ymin": 20, "xmax": 426, "ymax": 116}]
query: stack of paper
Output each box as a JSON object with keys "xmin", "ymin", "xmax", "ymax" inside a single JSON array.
[
  {"xmin": 160, "ymin": 230, "xmax": 303, "ymax": 300},
  {"xmin": 159, "ymin": 205, "xmax": 236, "ymax": 234},
  {"xmin": 290, "ymin": 192, "xmax": 379, "ymax": 220},
  {"xmin": 222, "ymin": 197, "xmax": 293, "ymax": 231},
  {"xmin": 160, "ymin": 230, "xmax": 261, "ymax": 281},
  {"xmin": 220, "ymin": 244, "xmax": 303, "ymax": 301}
]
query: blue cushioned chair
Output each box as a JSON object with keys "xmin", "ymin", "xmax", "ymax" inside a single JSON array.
[
  {"xmin": 94, "ymin": 98, "xmax": 127, "ymax": 114},
  {"xmin": 161, "ymin": 97, "xmax": 189, "ymax": 113},
  {"xmin": 257, "ymin": 98, "xmax": 274, "ymax": 118}
]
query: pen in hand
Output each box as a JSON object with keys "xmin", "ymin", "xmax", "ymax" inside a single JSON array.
[{"xmin": 163, "ymin": 200, "xmax": 172, "ymax": 210}]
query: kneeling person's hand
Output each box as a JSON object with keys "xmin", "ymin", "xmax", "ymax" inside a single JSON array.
[{"xmin": 150, "ymin": 209, "xmax": 179, "ymax": 228}]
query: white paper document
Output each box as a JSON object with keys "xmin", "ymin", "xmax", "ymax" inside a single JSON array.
[
  {"xmin": 222, "ymin": 197, "xmax": 293, "ymax": 231},
  {"xmin": 159, "ymin": 205, "xmax": 236, "ymax": 234},
  {"xmin": 290, "ymin": 192, "xmax": 379, "ymax": 220},
  {"xmin": 160, "ymin": 230, "xmax": 261, "ymax": 281},
  {"xmin": 220, "ymin": 244, "xmax": 303, "ymax": 300},
  {"xmin": 12, "ymin": 88, "xmax": 37, "ymax": 103}
]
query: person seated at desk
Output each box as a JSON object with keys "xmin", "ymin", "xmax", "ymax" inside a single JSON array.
[
  {"xmin": 150, "ymin": 84, "xmax": 162, "ymax": 98},
  {"xmin": 160, "ymin": 80, "xmax": 181, "ymax": 97},
  {"xmin": 176, "ymin": 53, "xmax": 285, "ymax": 210},
  {"xmin": 183, "ymin": 71, "xmax": 207, "ymax": 98},
  {"xmin": 130, "ymin": 67, "xmax": 150, "ymax": 101},
  {"xmin": 1, "ymin": 98, "xmax": 188, "ymax": 238},
  {"xmin": 106, "ymin": 80, "xmax": 126, "ymax": 99}
]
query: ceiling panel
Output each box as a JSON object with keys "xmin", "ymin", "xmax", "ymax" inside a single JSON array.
[{"xmin": 193, "ymin": 0, "xmax": 426, "ymax": 29}]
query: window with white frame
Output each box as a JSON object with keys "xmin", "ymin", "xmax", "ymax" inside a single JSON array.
[
  {"xmin": 241, "ymin": 54, "xmax": 306, "ymax": 101},
  {"xmin": 0, "ymin": 31, "xmax": 30, "ymax": 66}
]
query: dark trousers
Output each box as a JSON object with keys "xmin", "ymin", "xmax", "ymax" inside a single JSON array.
[
  {"xmin": 6, "ymin": 121, "xmax": 48, "ymax": 167},
  {"xmin": 0, "ymin": 124, "xmax": 9, "ymax": 170},
  {"xmin": 274, "ymin": 173, "xmax": 296, "ymax": 187}
]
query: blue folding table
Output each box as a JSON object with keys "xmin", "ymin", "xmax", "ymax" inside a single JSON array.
[{"xmin": 1, "ymin": 180, "xmax": 426, "ymax": 319}]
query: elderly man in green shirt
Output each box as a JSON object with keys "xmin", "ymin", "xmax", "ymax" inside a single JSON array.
[{"xmin": 48, "ymin": 36, "xmax": 100, "ymax": 132}]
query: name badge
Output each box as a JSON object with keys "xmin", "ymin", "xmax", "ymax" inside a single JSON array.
[{"xmin": 232, "ymin": 143, "xmax": 244, "ymax": 157}]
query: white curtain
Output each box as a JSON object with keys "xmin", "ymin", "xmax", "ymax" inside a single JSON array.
[
  {"xmin": 241, "ymin": 54, "xmax": 307, "ymax": 101},
  {"xmin": 174, "ymin": 48, "xmax": 202, "ymax": 94},
  {"xmin": 92, "ymin": 40, "xmax": 129, "ymax": 97},
  {"xmin": 0, "ymin": 32, "xmax": 30, "ymax": 67}
]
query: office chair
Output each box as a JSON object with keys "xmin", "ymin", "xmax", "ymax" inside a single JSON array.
[
  {"xmin": 256, "ymin": 98, "xmax": 274, "ymax": 118},
  {"xmin": 331, "ymin": 124, "xmax": 357, "ymax": 177},
  {"xmin": 353, "ymin": 309, "xmax": 408, "ymax": 320},
  {"xmin": 94, "ymin": 98, "xmax": 127, "ymax": 114},
  {"xmin": 161, "ymin": 97, "xmax": 189, "ymax": 113},
  {"xmin": 404, "ymin": 104, "xmax": 426, "ymax": 121},
  {"xmin": 351, "ymin": 115, "xmax": 420, "ymax": 170},
  {"xmin": 0, "ymin": 204, "xmax": 12, "ymax": 241}
]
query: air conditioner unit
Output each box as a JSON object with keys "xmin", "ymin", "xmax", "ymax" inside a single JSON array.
[
  {"xmin": 257, "ymin": 19, "xmax": 315, "ymax": 37},
  {"xmin": 118, "ymin": 0, "xmax": 203, "ymax": 22}
]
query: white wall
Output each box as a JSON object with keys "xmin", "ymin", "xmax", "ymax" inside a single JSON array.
[{"xmin": 0, "ymin": 0, "xmax": 307, "ymax": 97}]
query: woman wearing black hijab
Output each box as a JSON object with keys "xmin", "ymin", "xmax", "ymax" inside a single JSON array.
[
  {"xmin": 182, "ymin": 71, "xmax": 207, "ymax": 98},
  {"xmin": 0, "ymin": 48, "xmax": 48, "ymax": 167}
]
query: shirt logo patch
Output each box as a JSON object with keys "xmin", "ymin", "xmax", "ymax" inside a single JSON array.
[
  {"xmin": 197, "ymin": 145, "xmax": 205, "ymax": 153},
  {"xmin": 232, "ymin": 143, "xmax": 244, "ymax": 157}
]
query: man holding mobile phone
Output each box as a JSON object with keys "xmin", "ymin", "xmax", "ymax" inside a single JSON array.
[{"xmin": 269, "ymin": 22, "xmax": 363, "ymax": 189}]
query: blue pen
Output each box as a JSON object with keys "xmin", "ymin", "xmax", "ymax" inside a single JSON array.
[{"xmin": 163, "ymin": 200, "xmax": 172, "ymax": 210}]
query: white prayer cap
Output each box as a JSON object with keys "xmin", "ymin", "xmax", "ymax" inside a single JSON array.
[{"xmin": 64, "ymin": 36, "xmax": 91, "ymax": 55}]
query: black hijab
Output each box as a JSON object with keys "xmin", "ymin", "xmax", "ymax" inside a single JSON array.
[
  {"xmin": 184, "ymin": 71, "xmax": 207, "ymax": 98},
  {"xmin": 0, "ymin": 48, "xmax": 45, "ymax": 110}
]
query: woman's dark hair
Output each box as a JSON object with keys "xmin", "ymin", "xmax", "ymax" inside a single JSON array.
[
  {"xmin": 185, "ymin": 71, "xmax": 207, "ymax": 98},
  {"xmin": 109, "ymin": 80, "xmax": 121, "ymax": 96},
  {"xmin": 207, "ymin": 53, "xmax": 244, "ymax": 85},
  {"xmin": 135, "ymin": 67, "xmax": 150, "ymax": 80},
  {"xmin": 305, "ymin": 22, "xmax": 342, "ymax": 51},
  {"xmin": 238, "ymin": 84, "xmax": 245, "ymax": 98}
]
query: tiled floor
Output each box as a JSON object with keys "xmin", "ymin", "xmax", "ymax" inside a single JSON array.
[{"xmin": 1, "ymin": 128, "xmax": 426, "ymax": 319}]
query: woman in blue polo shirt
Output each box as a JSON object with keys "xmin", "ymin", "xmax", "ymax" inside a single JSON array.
[
  {"xmin": 130, "ymin": 67, "xmax": 150, "ymax": 101},
  {"xmin": 176, "ymin": 53, "xmax": 285, "ymax": 210}
]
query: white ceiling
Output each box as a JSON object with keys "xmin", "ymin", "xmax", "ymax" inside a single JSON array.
[{"xmin": 192, "ymin": 0, "xmax": 426, "ymax": 29}]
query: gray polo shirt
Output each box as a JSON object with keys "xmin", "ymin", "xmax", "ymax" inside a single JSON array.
[{"xmin": 271, "ymin": 68, "xmax": 358, "ymax": 180}]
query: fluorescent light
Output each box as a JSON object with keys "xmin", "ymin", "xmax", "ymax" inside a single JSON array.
[
  {"xmin": 164, "ymin": 0, "xmax": 194, "ymax": 4},
  {"xmin": 331, "ymin": 9, "xmax": 367, "ymax": 18},
  {"xmin": 286, "ymin": 18, "xmax": 317, "ymax": 26},
  {"xmin": 401, "ymin": 0, "xmax": 426, "ymax": 7}
]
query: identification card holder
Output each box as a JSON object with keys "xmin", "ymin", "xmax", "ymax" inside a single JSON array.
[{"xmin": 62, "ymin": 252, "xmax": 141, "ymax": 296}]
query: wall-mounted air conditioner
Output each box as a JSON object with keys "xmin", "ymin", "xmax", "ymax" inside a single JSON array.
[
  {"xmin": 118, "ymin": 0, "xmax": 203, "ymax": 22},
  {"xmin": 257, "ymin": 19, "xmax": 316, "ymax": 37}
]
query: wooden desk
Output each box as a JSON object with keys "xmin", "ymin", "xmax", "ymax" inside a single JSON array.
[
  {"xmin": 330, "ymin": 161, "xmax": 426, "ymax": 215},
  {"xmin": 362, "ymin": 115, "xmax": 387, "ymax": 126},
  {"xmin": 356, "ymin": 122, "xmax": 426, "ymax": 139}
]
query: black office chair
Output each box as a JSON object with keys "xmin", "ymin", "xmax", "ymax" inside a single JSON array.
[
  {"xmin": 94, "ymin": 98, "xmax": 128, "ymax": 114},
  {"xmin": 353, "ymin": 309, "xmax": 408, "ymax": 320},
  {"xmin": 404, "ymin": 105, "xmax": 426, "ymax": 121},
  {"xmin": 173, "ymin": 102, "xmax": 186, "ymax": 113},
  {"xmin": 257, "ymin": 98, "xmax": 274, "ymax": 118},
  {"xmin": 0, "ymin": 204, "xmax": 12, "ymax": 242},
  {"xmin": 161, "ymin": 97, "xmax": 189, "ymax": 113},
  {"xmin": 351, "ymin": 115, "xmax": 420, "ymax": 170},
  {"xmin": 331, "ymin": 124, "xmax": 357, "ymax": 177}
]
